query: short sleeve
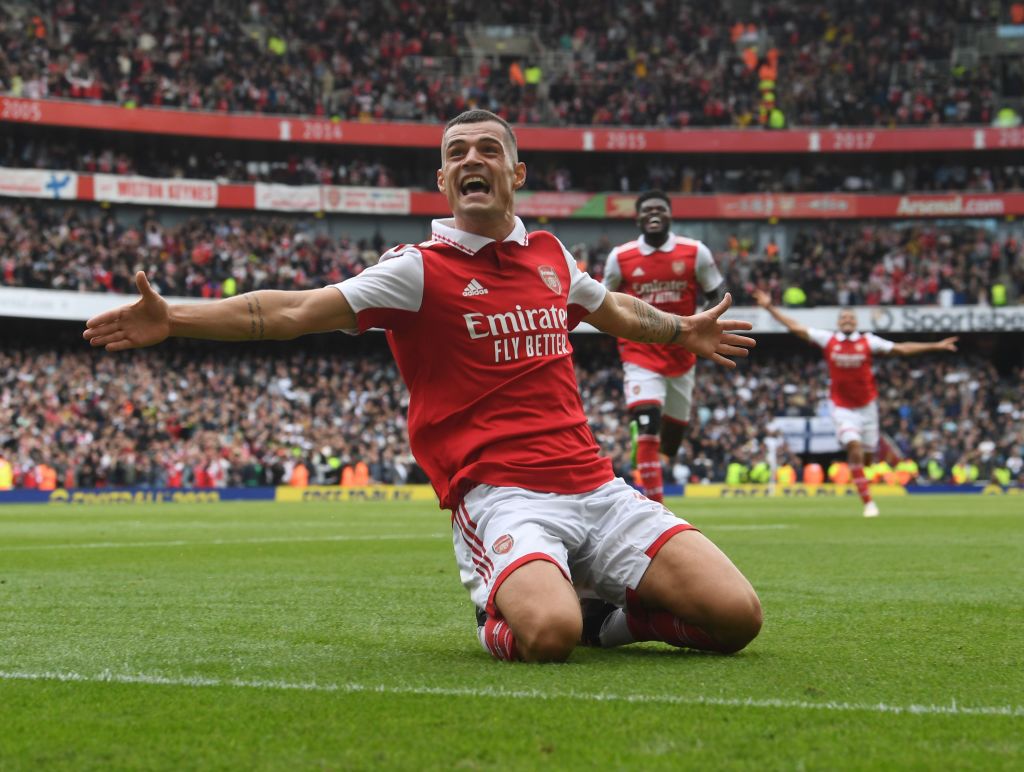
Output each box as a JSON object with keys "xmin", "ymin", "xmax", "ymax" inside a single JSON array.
[
  {"xmin": 695, "ymin": 241, "xmax": 724, "ymax": 292},
  {"xmin": 558, "ymin": 239, "xmax": 608, "ymax": 328},
  {"xmin": 865, "ymin": 333, "xmax": 895, "ymax": 354},
  {"xmin": 806, "ymin": 328, "xmax": 832, "ymax": 348},
  {"xmin": 602, "ymin": 249, "xmax": 622, "ymax": 290},
  {"xmin": 331, "ymin": 245, "xmax": 424, "ymax": 331}
]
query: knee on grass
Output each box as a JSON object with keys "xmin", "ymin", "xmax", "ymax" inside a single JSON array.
[
  {"xmin": 707, "ymin": 590, "xmax": 763, "ymax": 654},
  {"xmin": 514, "ymin": 609, "xmax": 582, "ymax": 662}
]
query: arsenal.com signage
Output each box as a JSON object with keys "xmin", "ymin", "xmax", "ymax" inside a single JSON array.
[{"xmin": 894, "ymin": 195, "xmax": 1007, "ymax": 217}]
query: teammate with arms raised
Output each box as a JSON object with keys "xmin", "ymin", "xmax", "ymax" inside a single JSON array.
[
  {"xmin": 754, "ymin": 290, "xmax": 957, "ymax": 516},
  {"xmin": 603, "ymin": 191, "xmax": 726, "ymax": 502},
  {"xmin": 85, "ymin": 110, "xmax": 761, "ymax": 662}
]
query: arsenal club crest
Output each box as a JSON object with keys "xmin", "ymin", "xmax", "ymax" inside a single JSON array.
[
  {"xmin": 492, "ymin": 534, "xmax": 514, "ymax": 554},
  {"xmin": 538, "ymin": 265, "xmax": 562, "ymax": 295},
  {"xmin": 672, "ymin": 260, "xmax": 686, "ymax": 275}
]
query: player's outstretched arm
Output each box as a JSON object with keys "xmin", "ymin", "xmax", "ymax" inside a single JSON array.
[
  {"xmin": 84, "ymin": 271, "xmax": 356, "ymax": 352},
  {"xmin": 585, "ymin": 291, "xmax": 755, "ymax": 368},
  {"xmin": 752, "ymin": 289, "xmax": 810, "ymax": 341},
  {"xmin": 889, "ymin": 337, "xmax": 959, "ymax": 356}
]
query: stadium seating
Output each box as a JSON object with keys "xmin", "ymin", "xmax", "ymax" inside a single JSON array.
[
  {"xmin": 0, "ymin": 0, "xmax": 1009, "ymax": 127},
  {"xmin": 1, "ymin": 335, "xmax": 1020, "ymax": 490},
  {"xmin": 717, "ymin": 223, "xmax": 1024, "ymax": 307},
  {"xmin": 2, "ymin": 203, "xmax": 1020, "ymax": 306}
]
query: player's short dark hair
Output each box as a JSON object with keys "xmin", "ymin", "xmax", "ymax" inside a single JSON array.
[
  {"xmin": 443, "ymin": 110, "xmax": 518, "ymax": 161},
  {"xmin": 635, "ymin": 189, "xmax": 672, "ymax": 213}
]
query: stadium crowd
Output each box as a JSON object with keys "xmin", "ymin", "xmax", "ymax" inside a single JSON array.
[
  {"xmin": 3, "ymin": 204, "xmax": 1021, "ymax": 306},
  {"xmin": 0, "ymin": 204, "xmax": 380, "ymax": 295},
  {"xmin": 712, "ymin": 223, "xmax": 1024, "ymax": 307},
  {"xmin": 0, "ymin": 0, "xmax": 1012, "ymax": 128},
  {"xmin": 0, "ymin": 339, "xmax": 419, "ymax": 491},
  {"xmin": 7, "ymin": 133, "xmax": 1024, "ymax": 195},
  {"xmin": 1, "ymin": 335, "xmax": 1021, "ymax": 491}
]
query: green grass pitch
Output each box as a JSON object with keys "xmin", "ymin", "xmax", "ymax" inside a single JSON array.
[{"xmin": 1, "ymin": 495, "xmax": 1021, "ymax": 770}]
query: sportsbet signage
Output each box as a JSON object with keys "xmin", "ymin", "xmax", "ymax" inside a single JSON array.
[
  {"xmin": 749, "ymin": 305, "xmax": 1024, "ymax": 333},
  {"xmin": 864, "ymin": 306, "xmax": 1024, "ymax": 333}
]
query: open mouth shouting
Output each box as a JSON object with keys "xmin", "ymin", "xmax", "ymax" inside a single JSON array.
[{"xmin": 460, "ymin": 175, "xmax": 492, "ymax": 199}]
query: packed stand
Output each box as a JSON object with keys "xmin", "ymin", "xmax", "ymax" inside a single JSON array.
[
  {"xmin": 710, "ymin": 223, "xmax": 1023, "ymax": 307},
  {"xmin": 0, "ymin": 0, "xmax": 1009, "ymax": 128},
  {"xmin": 1, "ymin": 335, "xmax": 1021, "ymax": 490},
  {"xmin": 0, "ymin": 340, "xmax": 423, "ymax": 491},
  {"xmin": 4, "ymin": 204, "xmax": 1023, "ymax": 305},
  {"xmin": 509, "ymin": 0, "xmax": 1001, "ymax": 128},
  {"xmin": 0, "ymin": 203, "xmax": 382, "ymax": 295}
]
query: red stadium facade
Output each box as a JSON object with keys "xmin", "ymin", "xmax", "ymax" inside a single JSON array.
[
  {"xmin": 5, "ymin": 96, "xmax": 1024, "ymax": 153},
  {"xmin": 4, "ymin": 99, "xmax": 1024, "ymax": 220}
]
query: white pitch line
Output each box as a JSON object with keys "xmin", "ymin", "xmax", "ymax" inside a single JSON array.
[
  {"xmin": 0, "ymin": 533, "xmax": 449, "ymax": 552},
  {"xmin": 0, "ymin": 669, "xmax": 1020, "ymax": 718}
]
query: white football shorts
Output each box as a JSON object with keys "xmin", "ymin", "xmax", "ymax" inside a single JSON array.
[
  {"xmin": 622, "ymin": 362, "xmax": 695, "ymax": 424},
  {"xmin": 831, "ymin": 400, "xmax": 880, "ymax": 450},
  {"xmin": 452, "ymin": 477, "xmax": 695, "ymax": 616}
]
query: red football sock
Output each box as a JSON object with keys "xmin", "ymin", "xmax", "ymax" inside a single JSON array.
[
  {"xmin": 636, "ymin": 435, "xmax": 664, "ymax": 503},
  {"xmin": 480, "ymin": 615, "xmax": 520, "ymax": 661},
  {"xmin": 851, "ymin": 465, "xmax": 872, "ymax": 504},
  {"xmin": 625, "ymin": 607, "xmax": 726, "ymax": 653}
]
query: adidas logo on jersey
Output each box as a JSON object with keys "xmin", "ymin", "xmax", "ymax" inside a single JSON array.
[
  {"xmin": 462, "ymin": 278, "xmax": 489, "ymax": 296},
  {"xmin": 631, "ymin": 267, "xmax": 646, "ymax": 277}
]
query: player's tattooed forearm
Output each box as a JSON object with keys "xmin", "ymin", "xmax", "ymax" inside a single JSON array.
[
  {"xmin": 631, "ymin": 298, "xmax": 679, "ymax": 343},
  {"xmin": 254, "ymin": 295, "xmax": 265, "ymax": 340},
  {"xmin": 245, "ymin": 294, "xmax": 265, "ymax": 340},
  {"xmin": 246, "ymin": 297, "xmax": 256, "ymax": 339}
]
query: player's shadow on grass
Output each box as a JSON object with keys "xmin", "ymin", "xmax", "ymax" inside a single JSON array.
[{"xmin": 577, "ymin": 645, "xmax": 765, "ymax": 663}]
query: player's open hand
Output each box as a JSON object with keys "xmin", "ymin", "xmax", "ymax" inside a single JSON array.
[
  {"xmin": 83, "ymin": 271, "xmax": 170, "ymax": 351},
  {"xmin": 937, "ymin": 336, "xmax": 959, "ymax": 352},
  {"xmin": 752, "ymin": 289, "xmax": 772, "ymax": 308},
  {"xmin": 678, "ymin": 292, "xmax": 755, "ymax": 369}
]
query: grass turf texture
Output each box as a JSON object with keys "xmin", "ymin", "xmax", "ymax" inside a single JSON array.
[{"xmin": 0, "ymin": 495, "xmax": 1021, "ymax": 770}]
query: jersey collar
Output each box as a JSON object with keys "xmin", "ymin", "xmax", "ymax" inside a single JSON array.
[
  {"xmin": 430, "ymin": 217, "xmax": 529, "ymax": 255},
  {"xmin": 637, "ymin": 232, "xmax": 677, "ymax": 255},
  {"xmin": 834, "ymin": 331, "xmax": 863, "ymax": 342}
]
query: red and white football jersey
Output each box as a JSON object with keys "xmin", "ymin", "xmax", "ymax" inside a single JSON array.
[
  {"xmin": 333, "ymin": 217, "xmax": 613, "ymax": 510},
  {"xmin": 603, "ymin": 233, "xmax": 723, "ymax": 377},
  {"xmin": 807, "ymin": 329, "xmax": 895, "ymax": 408}
]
